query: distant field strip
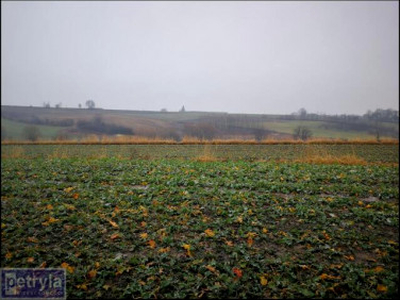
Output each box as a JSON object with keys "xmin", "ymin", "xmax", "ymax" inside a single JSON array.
[{"xmin": 2, "ymin": 144, "xmax": 398, "ymax": 164}]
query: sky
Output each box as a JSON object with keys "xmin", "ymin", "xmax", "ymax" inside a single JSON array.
[{"xmin": 1, "ymin": 1, "xmax": 399, "ymax": 115}]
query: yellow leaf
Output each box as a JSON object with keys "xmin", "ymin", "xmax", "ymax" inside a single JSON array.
[
  {"xmin": 157, "ymin": 228, "xmax": 167, "ymax": 238},
  {"xmin": 373, "ymin": 266, "xmax": 384, "ymax": 273},
  {"xmin": 182, "ymin": 244, "xmax": 193, "ymax": 257},
  {"xmin": 1, "ymin": 223, "xmax": 6, "ymax": 229},
  {"xmin": 246, "ymin": 232, "xmax": 257, "ymax": 238},
  {"xmin": 320, "ymin": 273, "xmax": 329, "ymax": 280},
  {"xmin": 320, "ymin": 273, "xmax": 341, "ymax": 280},
  {"xmin": 205, "ymin": 265, "xmax": 216, "ymax": 273},
  {"xmin": 278, "ymin": 231, "xmax": 288, "ymax": 237},
  {"xmin": 141, "ymin": 221, "xmax": 147, "ymax": 227},
  {"xmin": 329, "ymin": 263, "xmax": 343, "ymax": 269},
  {"xmin": 95, "ymin": 262, "xmax": 100, "ymax": 269},
  {"xmin": 50, "ymin": 217, "xmax": 58, "ymax": 223},
  {"xmin": 236, "ymin": 216, "xmax": 243, "ymax": 223},
  {"xmin": 140, "ymin": 233, "xmax": 148, "ymax": 239},
  {"xmin": 344, "ymin": 255, "xmax": 355, "ymax": 261},
  {"xmin": 64, "ymin": 224, "xmax": 73, "ymax": 231},
  {"xmin": 42, "ymin": 217, "xmax": 59, "ymax": 226},
  {"xmin": 377, "ymin": 284, "xmax": 387, "ymax": 293},
  {"xmin": 108, "ymin": 220, "xmax": 119, "ymax": 228},
  {"xmin": 88, "ymin": 269, "xmax": 97, "ymax": 279},
  {"xmin": 148, "ymin": 240, "xmax": 156, "ymax": 249},
  {"xmin": 76, "ymin": 284, "xmax": 87, "ymax": 290},
  {"xmin": 103, "ymin": 284, "xmax": 111, "ymax": 290},
  {"xmin": 139, "ymin": 206, "xmax": 149, "ymax": 217},
  {"xmin": 27, "ymin": 237, "xmax": 39, "ymax": 243},
  {"xmin": 204, "ymin": 228, "xmax": 215, "ymax": 237},
  {"xmin": 39, "ymin": 261, "xmax": 47, "ymax": 268},
  {"xmin": 46, "ymin": 204, "xmax": 53, "ymax": 210},
  {"xmin": 27, "ymin": 257, "xmax": 35, "ymax": 263},
  {"xmin": 5, "ymin": 252, "xmax": 12, "ymax": 259},
  {"xmin": 300, "ymin": 265, "xmax": 310, "ymax": 270},
  {"xmin": 322, "ymin": 231, "xmax": 331, "ymax": 241},
  {"xmin": 262, "ymin": 228, "xmax": 268, "ymax": 234},
  {"xmin": 61, "ymin": 262, "xmax": 75, "ymax": 274},
  {"xmin": 247, "ymin": 237, "xmax": 254, "ymax": 246},
  {"xmin": 260, "ymin": 275, "xmax": 268, "ymax": 286},
  {"xmin": 111, "ymin": 233, "xmax": 120, "ymax": 240},
  {"xmin": 158, "ymin": 247, "xmax": 170, "ymax": 253},
  {"xmin": 225, "ymin": 240, "xmax": 234, "ymax": 247},
  {"xmin": 64, "ymin": 187, "xmax": 74, "ymax": 193},
  {"xmin": 66, "ymin": 204, "xmax": 76, "ymax": 210},
  {"xmin": 73, "ymin": 193, "xmax": 79, "ymax": 200},
  {"xmin": 115, "ymin": 267, "xmax": 132, "ymax": 276}
]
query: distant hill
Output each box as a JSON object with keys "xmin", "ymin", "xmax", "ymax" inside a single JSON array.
[{"xmin": 1, "ymin": 105, "xmax": 398, "ymax": 141}]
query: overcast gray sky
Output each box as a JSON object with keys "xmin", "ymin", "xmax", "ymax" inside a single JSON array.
[{"xmin": 1, "ymin": 1, "xmax": 398, "ymax": 115}]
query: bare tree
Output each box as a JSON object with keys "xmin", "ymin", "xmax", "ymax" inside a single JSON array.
[
  {"xmin": 23, "ymin": 125, "xmax": 41, "ymax": 141},
  {"xmin": 293, "ymin": 125, "xmax": 312, "ymax": 141}
]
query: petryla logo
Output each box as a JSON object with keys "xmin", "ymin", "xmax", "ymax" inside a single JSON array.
[{"xmin": 0, "ymin": 268, "xmax": 66, "ymax": 299}]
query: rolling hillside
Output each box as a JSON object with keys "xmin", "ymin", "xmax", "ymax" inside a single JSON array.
[{"xmin": 1, "ymin": 105, "xmax": 398, "ymax": 141}]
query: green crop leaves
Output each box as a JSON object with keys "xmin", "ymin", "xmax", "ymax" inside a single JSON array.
[{"xmin": 1, "ymin": 157, "xmax": 398, "ymax": 298}]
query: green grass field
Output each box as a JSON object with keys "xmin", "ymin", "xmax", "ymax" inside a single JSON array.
[
  {"xmin": 261, "ymin": 120, "xmax": 376, "ymax": 139},
  {"xmin": 1, "ymin": 118, "xmax": 64, "ymax": 140},
  {"xmin": 1, "ymin": 144, "xmax": 399, "ymax": 298}
]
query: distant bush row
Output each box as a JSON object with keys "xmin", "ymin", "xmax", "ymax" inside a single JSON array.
[{"xmin": 76, "ymin": 116, "xmax": 133, "ymax": 135}]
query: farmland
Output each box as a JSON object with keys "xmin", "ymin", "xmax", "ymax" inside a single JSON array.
[
  {"xmin": 2, "ymin": 105, "xmax": 399, "ymax": 141},
  {"xmin": 1, "ymin": 144, "xmax": 399, "ymax": 164},
  {"xmin": 1, "ymin": 144, "xmax": 399, "ymax": 298}
]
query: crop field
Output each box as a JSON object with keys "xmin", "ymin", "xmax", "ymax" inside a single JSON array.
[
  {"xmin": 1, "ymin": 144, "xmax": 399, "ymax": 298},
  {"xmin": 1, "ymin": 144, "xmax": 399, "ymax": 164}
]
